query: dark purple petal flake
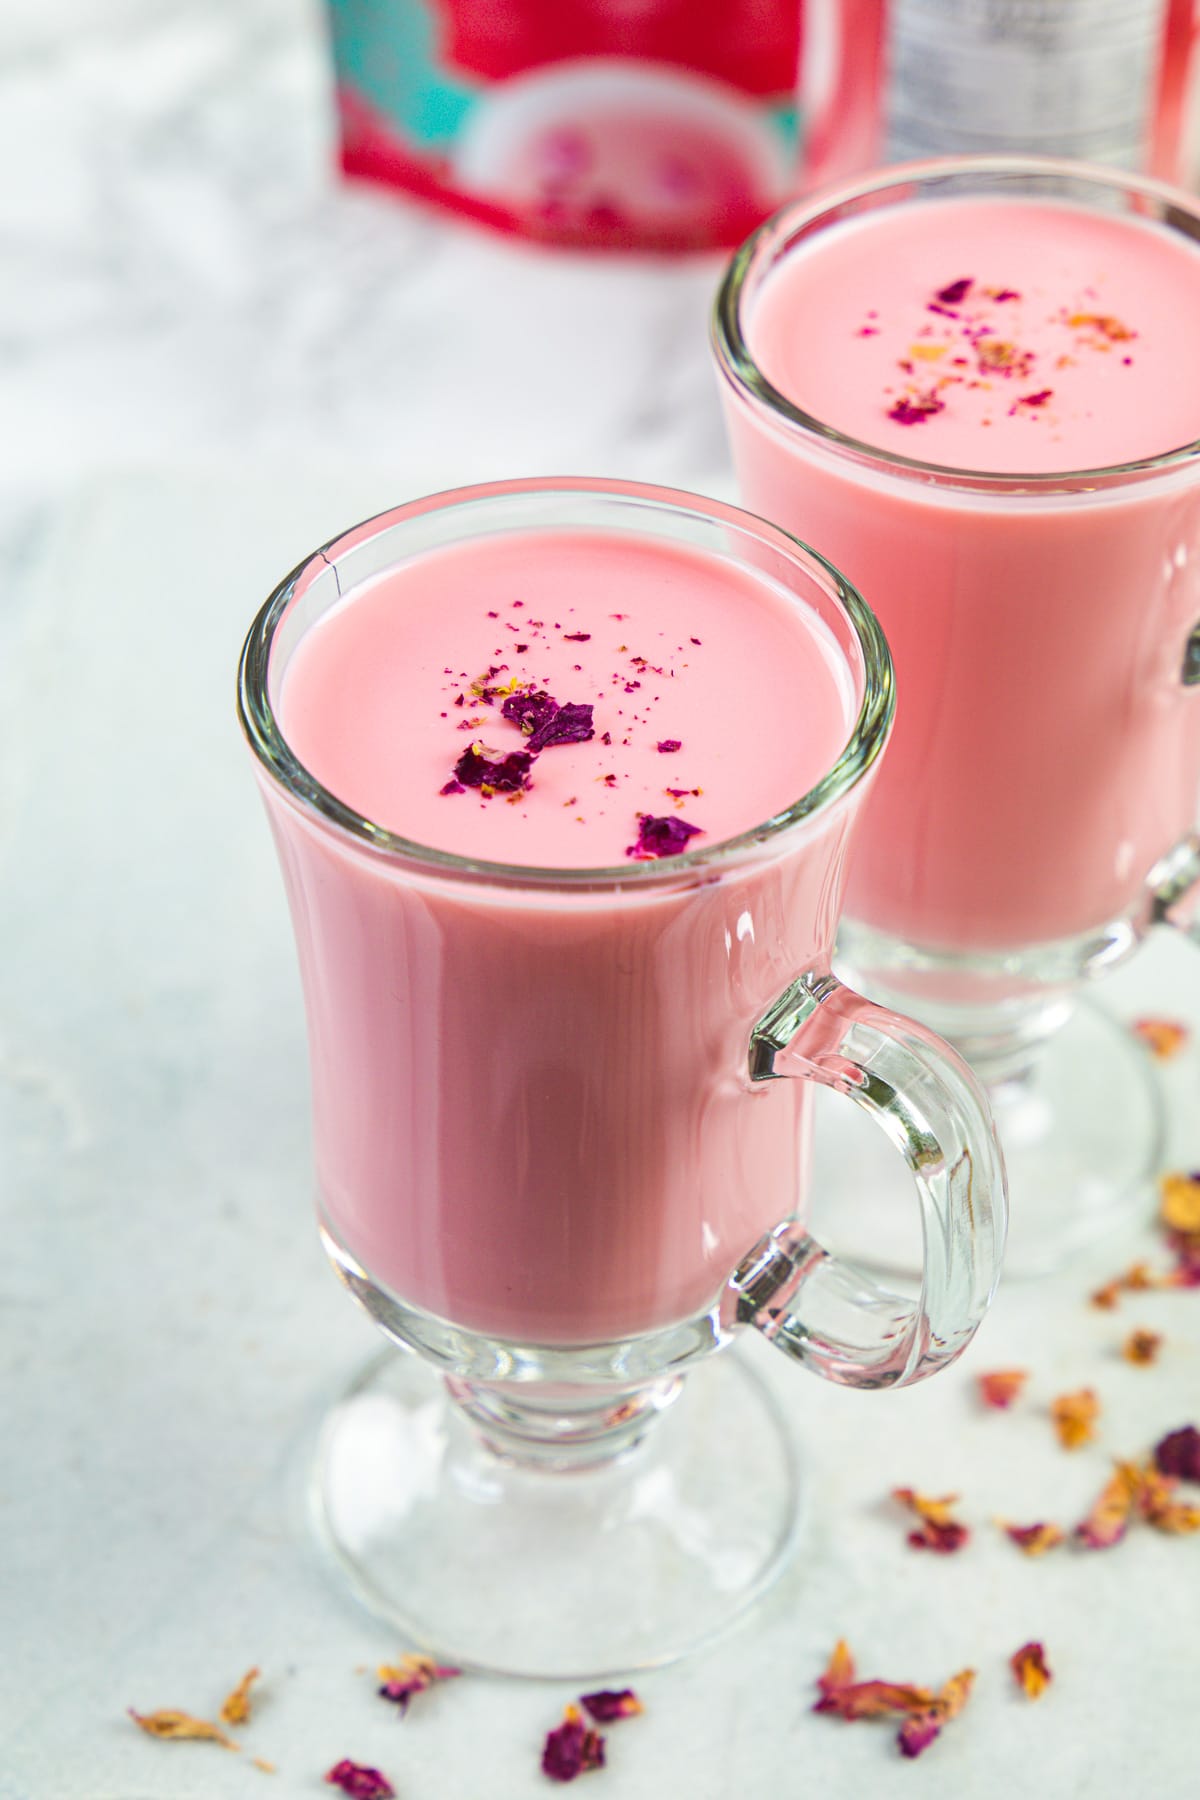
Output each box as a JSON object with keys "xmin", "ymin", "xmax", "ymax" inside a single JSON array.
[
  {"xmin": 1155, "ymin": 1425, "xmax": 1200, "ymax": 1483},
  {"xmin": 542, "ymin": 1708, "xmax": 606, "ymax": 1782},
  {"xmin": 655, "ymin": 739, "xmax": 681, "ymax": 753},
  {"xmin": 580, "ymin": 1689, "xmax": 642, "ymax": 1723},
  {"xmin": 325, "ymin": 1761, "xmax": 396, "ymax": 1799},
  {"xmin": 936, "ymin": 277, "xmax": 973, "ymax": 305},
  {"xmin": 454, "ymin": 744, "xmax": 533, "ymax": 793},
  {"xmin": 627, "ymin": 813, "xmax": 703, "ymax": 859}
]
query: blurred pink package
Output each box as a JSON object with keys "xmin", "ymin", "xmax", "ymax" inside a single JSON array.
[{"xmin": 327, "ymin": 0, "xmax": 801, "ymax": 250}]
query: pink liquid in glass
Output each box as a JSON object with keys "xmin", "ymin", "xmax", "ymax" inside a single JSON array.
[
  {"xmin": 725, "ymin": 193, "xmax": 1200, "ymax": 952},
  {"xmin": 264, "ymin": 526, "xmax": 863, "ymax": 1344}
]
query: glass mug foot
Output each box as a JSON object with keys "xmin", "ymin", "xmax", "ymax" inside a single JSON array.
[{"xmin": 311, "ymin": 1332, "xmax": 804, "ymax": 1680}]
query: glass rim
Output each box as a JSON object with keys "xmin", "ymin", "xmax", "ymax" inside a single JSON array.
[
  {"xmin": 712, "ymin": 153, "xmax": 1200, "ymax": 493},
  {"xmin": 237, "ymin": 476, "xmax": 895, "ymax": 891}
]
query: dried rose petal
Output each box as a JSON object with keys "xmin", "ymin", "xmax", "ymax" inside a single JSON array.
[
  {"xmin": 439, "ymin": 778, "xmax": 465, "ymax": 796},
  {"xmin": 1090, "ymin": 1276, "xmax": 1122, "ymax": 1310},
  {"xmin": 542, "ymin": 1706, "xmax": 606, "ymax": 1781},
  {"xmin": 325, "ymin": 1760, "xmax": 395, "ymax": 1798},
  {"xmin": 1161, "ymin": 1170, "xmax": 1200, "ymax": 1236},
  {"xmin": 1154, "ymin": 1425, "xmax": 1200, "ymax": 1483},
  {"xmin": 813, "ymin": 1645, "xmax": 973, "ymax": 1759},
  {"xmin": 936, "ymin": 277, "xmax": 973, "ymax": 305},
  {"xmin": 1010, "ymin": 1642, "xmax": 1051, "ymax": 1700},
  {"xmin": 579, "ymin": 1690, "xmax": 642, "ymax": 1723},
  {"xmin": 1137, "ymin": 1463, "xmax": 1200, "ymax": 1534},
  {"xmin": 219, "ymin": 1668, "xmax": 260, "ymax": 1727},
  {"xmin": 897, "ymin": 1712, "xmax": 942, "ymax": 1758},
  {"xmin": 816, "ymin": 1639, "xmax": 856, "ymax": 1698},
  {"xmin": 1050, "ymin": 1388, "xmax": 1099, "ymax": 1450},
  {"xmin": 528, "ymin": 701, "xmax": 595, "ymax": 753},
  {"xmin": 977, "ymin": 1369, "xmax": 1028, "ymax": 1409},
  {"xmin": 888, "ymin": 392, "xmax": 945, "ymax": 425},
  {"xmin": 562, "ymin": 632, "xmax": 591, "ymax": 642},
  {"xmin": 1000, "ymin": 1521, "xmax": 1065, "ymax": 1556},
  {"xmin": 892, "ymin": 1487, "xmax": 970, "ymax": 1553},
  {"xmin": 1132, "ymin": 1017, "xmax": 1190, "ymax": 1060},
  {"xmin": 655, "ymin": 739, "xmax": 681, "ymax": 753},
  {"xmin": 1122, "ymin": 1328, "xmax": 1163, "ymax": 1366},
  {"xmin": 626, "ymin": 813, "xmax": 703, "ymax": 860},
  {"xmin": 127, "ymin": 1708, "xmax": 239, "ymax": 1750},
  {"xmin": 1075, "ymin": 1460, "xmax": 1141, "ymax": 1549},
  {"xmin": 377, "ymin": 1652, "xmax": 460, "ymax": 1712},
  {"xmin": 454, "ymin": 744, "xmax": 533, "ymax": 794}
]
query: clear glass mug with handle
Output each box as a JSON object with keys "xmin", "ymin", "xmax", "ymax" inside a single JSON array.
[
  {"xmin": 714, "ymin": 158, "xmax": 1200, "ymax": 1274},
  {"xmin": 238, "ymin": 477, "xmax": 1006, "ymax": 1678}
]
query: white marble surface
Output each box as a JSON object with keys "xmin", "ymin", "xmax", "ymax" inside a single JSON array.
[{"xmin": 3, "ymin": 8, "xmax": 1199, "ymax": 1799}]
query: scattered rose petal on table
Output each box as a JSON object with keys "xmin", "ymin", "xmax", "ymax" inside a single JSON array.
[
  {"xmin": 1136, "ymin": 1462, "xmax": 1200, "ymax": 1534},
  {"xmin": 377, "ymin": 1652, "xmax": 460, "ymax": 1713},
  {"xmin": 325, "ymin": 1759, "xmax": 396, "ymax": 1798},
  {"xmin": 1132, "ymin": 1017, "xmax": 1190, "ymax": 1059},
  {"xmin": 1121, "ymin": 1328, "xmax": 1163, "ymax": 1366},
  {"xmin": 998, "ymin": 1520, "xmax": 1066, "ymax": 1556},
  {"xmin": 892, "ymin": 1487, "xmax": 970, "ymax": 1552},
  {"xmin": 977, "ymin": 1369, "xmax": 1029, "ymax": 1409},
  {"xmin": 542, "ymin": 1705, "xmax": 606, "ymax": 1781},
  {"xmin": 1050, "ymin": 1388, "xmax": 1100, "ymax": 1450},
  {"xmin": 1075, "ymin": 1460, "xmax": 1141, "ymax": 1549},
  {"xmin": 127, "ymin": 1708, "xmax": 239, "ymax": 1750},
  {"xmin": 1010, "ymin": 1642, "xmax": 1052, "ymax": 1700},
  {"xmin": 579, "ymin": 1690, "xmax": 642, "ymax": 1723},
  {"xmin": 219, "ymin": 1666, "xmax": 261, "ymax": 1727},
  {"xmin": 813, "ymin": 1642, "xmax": 974, "ymax": 1759},
  {"xmin": 1154, "ymin": 1425, "xmax": 1200, "ymax": 1482}
]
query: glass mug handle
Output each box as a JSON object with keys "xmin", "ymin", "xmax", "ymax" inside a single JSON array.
[{"xmin": 722, "ymin": 971, "xmax": 1007, "ymax": 1390}]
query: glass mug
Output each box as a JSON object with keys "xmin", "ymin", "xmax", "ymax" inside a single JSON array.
[
  {"xmin": 714, "ymin": 159, "xmax": 1200, "ymax": 1274},
  {"xmin": 238, "ymin": 478, "xmax": 1005, "ymax": 1676}
]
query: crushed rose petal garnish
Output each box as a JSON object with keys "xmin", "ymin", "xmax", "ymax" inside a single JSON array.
[
  {"xmin": 219, "ymin": 1667, "xmax": 261, "ymax": 1727},
  {"xmin": 1154, "ymin": 1425, "xmax": 1200, "ymax": 1483},
  {"xmin": 579, "ymin": 1690, "xmax": 642, "ymax": 1723},
  {"xmin": 325, "ymin": 1759, "xmax": 396, "ymax": 1798},
  {"xmin": 1122, "ymin": 1328, "xmax": 1163, "ymax": 1366},
  {"xmin": 1075, "ymin": 1460, "xmax": 1142, "ymax": 1549},
  {"xmin": 1010, "ymin": 1642, "xmax": 1052, "ymax": 1700},
  {"xmin": 541, "ymin": 1705, "xmax": 606, "ymax": 1782},
  {"xmin": 127, "ymin": 1708, "xmax": 239, "ymax": 1750},
  {"xmin": 977, "ymin": 1369, "xmax": 1028, "ymax": 1409},
  {"xmin": 454, "ymin": 743, "xmax": 533, "ymax": 794},
  {"xmin": 891, "ymin": 1487, "xmax": 970, "ymax": 1553},
  {"xmin": 377, "ymin": 1652, "xmax": 460, "ymax": 1712},
  {"xmin": 655, "ymin": 739, "xmax": 681, "ymax": 753},
  {"xmin": 1050, "ymin": 1388, "xmax": 1100, "ymax": 1450},
  {"xmin": 813, "ymin": 1642, "xmax": 974, "ymax": 1760},
  {"xmin": 1132, "ymin": 1017, "xmax": 1190, "ymax": 1060},
  {"xmin": 887, "ymin": 391, "xmax": 945, "ymax": 425},
  {"xmin": 936, "ymin": 277, "xmax": 973, "ymax": 305},
  {"xmin": 626, "ymin": 813, "xmax": 703, "ymax": 860},
  {"xmin": 999, "ymin": 1521, "xmax": 1065, "ymax": 1556}
]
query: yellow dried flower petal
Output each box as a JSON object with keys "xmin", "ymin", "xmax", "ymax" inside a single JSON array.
[
  {"xmin": 219, "ymin": 1667, "xmax": 260, "ymax": 1727},
  {"xmin": 1050, "ymin": 1388, "xmax": 1100, "ymax": 1450},
  {"xmin": 127, "ymin": 1708, "xmax": 239, "ymax": 1750}
]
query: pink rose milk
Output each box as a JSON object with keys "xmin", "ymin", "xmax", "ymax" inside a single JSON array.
[
  {"xmin": 259, "ymin": 514, "xmax": 870, "ymax": 1345},
  {"xmin": 720, "ymin": 187, "xmax": 1200, "ymax": 954}
]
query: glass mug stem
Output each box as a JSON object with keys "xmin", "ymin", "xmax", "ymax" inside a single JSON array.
[{"xmin": 726, "ymin": 970, "xmax": 1005, "ymax": 1387}]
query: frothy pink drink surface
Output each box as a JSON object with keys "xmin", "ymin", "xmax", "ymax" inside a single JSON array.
[
  {"xmin": 281, "ymin": 529, "xmax": 853, "ymax": 866},
  {"xmin": 267, "ymin": 524, "xmax": 863, "ymax": 1344},
  {"xmin": 726, "ymin": 195, "xmax": 1200, "ymax": 953},
  {"xmin": 750, "ymin": 197, "xmax": 1200, "ymax": 474}
]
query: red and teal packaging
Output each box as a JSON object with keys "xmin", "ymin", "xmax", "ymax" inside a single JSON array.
[{"xmin": 328, "ymin": 0, "xmax": 801, "ymax": 251}]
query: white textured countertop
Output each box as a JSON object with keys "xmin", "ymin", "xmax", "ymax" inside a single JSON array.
[{"xmin": 3, "ymin": 7, "xmax": 1198, "ymax": 1798}]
